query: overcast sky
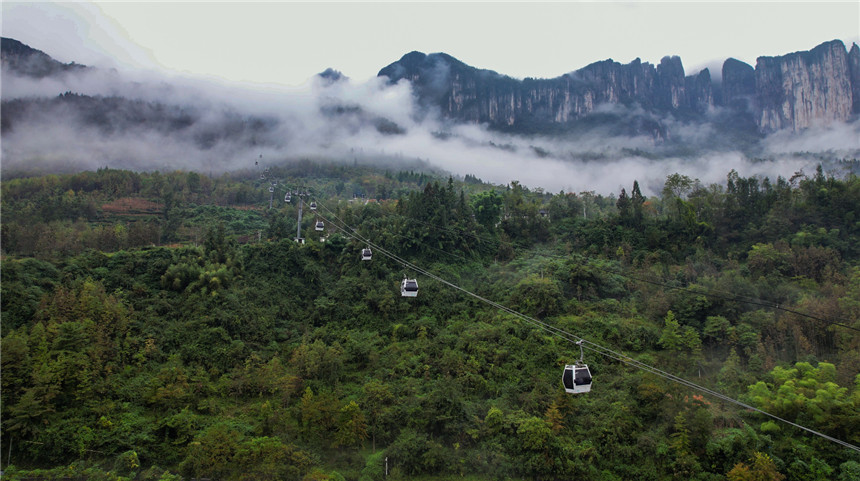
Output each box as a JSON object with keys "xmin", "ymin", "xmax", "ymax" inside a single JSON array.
[{"xmin": 3, "ymin": 1, "xmax": 859, "ymax": 86}]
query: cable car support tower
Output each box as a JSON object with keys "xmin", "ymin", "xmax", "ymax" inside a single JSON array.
[{"xmin": 294, "ymin": 188, "xmax": 308, "ymax": 244}]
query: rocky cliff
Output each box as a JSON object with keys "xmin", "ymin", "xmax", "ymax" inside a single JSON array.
[
  {"xmin": 378, "ymin": 51, "xmax": 710, "ymax": 135},
  {"xmin": 851, "ymin": 43, "xmax": 860, "ymax": 115},
  {"xmin": 722, "ymin": 58, "xmax": 756, "ymax": 112},
  {"xmin": 379, "ymin": 40, "xmax": 858, "ymax": 135},
  {"xmin": 755, "ymin": 40, "xmax": 855, "ymax": 132}
]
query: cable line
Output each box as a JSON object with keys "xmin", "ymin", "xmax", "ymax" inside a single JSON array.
[
  {"xmin": 338, "ymin": 200, "xmax": 858, "ymax": 332},
  {"xmin": 313, "ymin": 198, "xmax": 860, "ymax": 454}
]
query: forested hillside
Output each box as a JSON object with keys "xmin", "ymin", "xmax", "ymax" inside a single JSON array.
[{"xmin": 2, "ymin": 160, "xmax": 859, "ymax": 480}]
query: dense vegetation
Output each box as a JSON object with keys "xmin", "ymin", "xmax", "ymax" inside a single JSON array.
[{"xmin": 2, "ymin": 160, "xmax": 859, "ymax": 480}]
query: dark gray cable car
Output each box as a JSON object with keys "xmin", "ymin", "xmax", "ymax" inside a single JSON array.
[
  {"xmin": 361, "ymin": 247, "xmax": 372, "ymax": 261},
  {"xmin": 563, "ymin": 341, "xmax": 592, "ymax": 394},
  {"xmin": 401, "ymin": 276, "xmax": 418, "ymax": 297},
  {"xmin": 315, "ymin": 220, "xmax": 324, "ymax": 231}
]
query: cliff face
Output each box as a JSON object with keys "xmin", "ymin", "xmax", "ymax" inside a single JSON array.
[
  {"xmin": 722, "ymin": 58, "xmax": 756, "ymax": 111},
  {"xmin": 379, "ymin": 40, "xmax": 858, "ymax": 135},
  {"xmin": 755, "ymin": 40, "xmax": 854, "ymax": 132},
  {"xmin": 846, "ymin": 43, "xmax": 860, "ymax": 115},
  {"xmin": 379, "ymin": 51, "xmax": 709, "ymax": 133}
]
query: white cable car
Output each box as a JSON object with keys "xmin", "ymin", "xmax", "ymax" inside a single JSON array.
[
  {"xmin": 268, "ymin": 186, "xmax": 274, "ymax": 193},
  {"xmin": 310, "ymin": 202, "xmax": 317, "ymax": 210},
  {"xmin": 285, "ymin": 192, "xmax": 291, "ymax": 203},
  {"xmin": 401, "ymin": 277, "xmax": 418, "ymax": 297},
  {"xmin": 563, "ymin": 341, "xmax": 592, "ymax": 394},
  {"xmin": 361, "ymin": 247, "xmax": 372, "ymax": 261},
  {"xmin": 315, "ymin": 220, "xmax": 324, "ymax": 231}
]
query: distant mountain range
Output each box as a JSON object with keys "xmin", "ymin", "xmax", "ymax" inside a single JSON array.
[
  {"xmin": 378, "ymin": 40, "xmax": 859, "ymax": 137},
  {"xmin": 0, "ymin": 37, "xmax": 89, "ymax": 78},
  {"xmin": 1, "ymin": 36, "xmax": 858, "ymax": 163}
]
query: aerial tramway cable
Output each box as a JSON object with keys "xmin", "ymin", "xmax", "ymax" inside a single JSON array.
[
  {"xmin": 312, "ymin": 198, "xmax": 860, "ymax": 454},
  {"xmin": 361, "ymin": 203, "xmax": 859, "ymax": 333}
]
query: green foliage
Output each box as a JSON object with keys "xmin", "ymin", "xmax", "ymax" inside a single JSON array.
[
  {"xmin": 659, "ymin": 310, "xmax": 683, "ymax": 351},
  {"xmin": 470, "ymin": 189, "xmax": 503, "ymax": 231},
  {"xmin": 746, "ymin": 362, "xmax": 858, "ymax": 443},
  {"xmin": 359, "ymin": 451, "xmax": 386, "ymax": 481},
  {"xmin": 3, "ymin": 163, "xmax": 860, "ymax": 479},
  {"xmin": 509, "ymin": 274, "xmax": 562, "ymax": 318}
]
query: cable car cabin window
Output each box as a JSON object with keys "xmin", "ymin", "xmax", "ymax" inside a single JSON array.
[
  {"xmin": 575, "ymin": 367, "xmax": 592, "ymax": 385},
  {"xmin": 562, "ymin": 367, "xmax": 574, "ymax": 390}
]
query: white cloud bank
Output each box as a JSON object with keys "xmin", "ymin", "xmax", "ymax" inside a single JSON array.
[{"xmin": 2, "ymin": 63, "xmax": 855, "ymax": 197}]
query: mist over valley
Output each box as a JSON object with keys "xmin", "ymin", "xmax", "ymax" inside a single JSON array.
[{"xmin": 2, "ymin": 36, "xmax": 859, "ymax": 196}]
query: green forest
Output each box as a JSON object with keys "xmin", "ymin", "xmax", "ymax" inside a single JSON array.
[{"xmin": 1, "ymin": 160, "xmax": 859, "ymax": 480}]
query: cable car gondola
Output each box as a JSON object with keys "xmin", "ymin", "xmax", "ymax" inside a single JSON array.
[
  {"xmin": 285, "ymin": 192, "xmax": 291, "ymax": 203},
  {"xmin": 309, "ymin": 202, "xmax": 317, "ymax": 210},
  {"xmin": 268, "ymin": 186, "xmax": 274, "ymax": 193},
  {"xmin": 361, "ymin": 247, "xmax": 372, "ymax": 261},
  {"xmin": 315, "ymin": 220, "xmax": 324, "ymax": 231},
  {"xmin": 401, "ymin": 277, "xmax": 418, "ymax": 297},
  {"xmin": 562, "ymin": 341, "xmax": 592, "ymax": 394}
]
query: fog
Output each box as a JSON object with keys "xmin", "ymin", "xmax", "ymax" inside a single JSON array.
[{"xmin": 2, "ymin": 62, "xmax": 856, "ymax": 197}]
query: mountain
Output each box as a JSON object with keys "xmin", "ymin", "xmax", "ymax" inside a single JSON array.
[
  {"xmin": 2, "ymin": 36, "xmax": 857, "ymax": 176},
  {"xmin": 1, "ymin": 37, "xmax": 88, "ymax": 78},
  {"xmin": 0, "ymin": 38, "xmax": 405, "ymax": 154},
  {"xmin": 378, "ymin": 40, "xmax": 859, "ymax": 135},
  {"xmin": 755, "ymin": 40, "xmax": 857, "ymax": 132}
]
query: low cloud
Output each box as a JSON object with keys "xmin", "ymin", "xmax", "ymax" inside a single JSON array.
[
  {"xmin": 1, "ymin": 61, "xmax": 854, "ymax": 198},
  {"xmin": 762, "ymin": 120, "xmax": 860, "ymax": 155}
]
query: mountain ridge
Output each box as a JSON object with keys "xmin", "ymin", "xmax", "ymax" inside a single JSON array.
[
  {"xmin": 377, "ymin": 39, "xmax": 859, "ymax": 135},
  {"xmin": 1, "ymin": 37, "xmax": 88, "ymax": 78},
  {"xmin": 1, "ymin": 36, "xmax": 857, "ymax": 159}
]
